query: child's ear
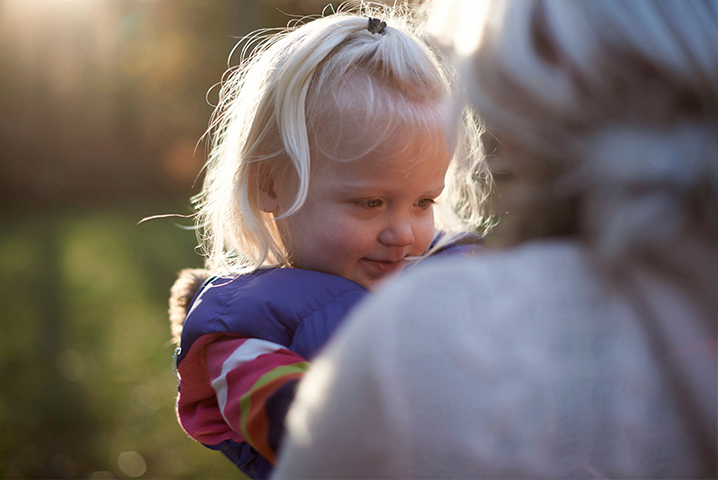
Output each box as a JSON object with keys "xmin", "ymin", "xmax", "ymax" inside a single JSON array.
[{"xmin": 257, "ymin": 169, "xmax": 280, "ymax": 213}]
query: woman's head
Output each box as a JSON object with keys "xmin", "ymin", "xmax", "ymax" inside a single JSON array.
[
  {"xmin": 195, "ymin": 3, "xmax": 491, "ymax": 279},
  {"xmin": 429, "ymin": 0, "xmax": 718, "ymax": 262}
]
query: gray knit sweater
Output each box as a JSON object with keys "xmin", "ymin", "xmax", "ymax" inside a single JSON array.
[{"xmin": 275, "ymin": 240, "xmax": 716, "ymax": 479}]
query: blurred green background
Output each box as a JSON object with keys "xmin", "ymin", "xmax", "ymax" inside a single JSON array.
[{"xmin": 0, "ymin": 0, "xmax": 357, "ymax": 478}]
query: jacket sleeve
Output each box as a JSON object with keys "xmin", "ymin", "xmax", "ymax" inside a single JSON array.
[
  {"xmin": 204, "ymin": 335, "xmax": 308, "ymax": 463},
  {"xmin": 177, "ymin": 333, "xmax": 308, "ymax": 465}
]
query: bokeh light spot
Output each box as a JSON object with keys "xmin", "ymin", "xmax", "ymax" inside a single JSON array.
[
  {"xmin": 129, "ymin": 384, "xmax": 160, "ymax": 416},
  {"xmin": 118, "ymin": 451, "xmax": 146, "ymax": 478},
  {"xmin": 56, "ymin": 349, "xmax": 85, "ymax": 382}
]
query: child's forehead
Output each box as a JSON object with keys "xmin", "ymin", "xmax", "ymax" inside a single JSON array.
[
  {"xmin": 310, "ymin": 108, "xmax": 450, "ymax": 166},
  {"xmin": 307, "ymin": 119, "xmax": 452, "ymax": 197},
  {"xmin": 308, "ymin": 73, "xmax": 451, "ymax": 160},
  {"xmin": 308, "ymin": 117, "xmax": 452, "ymax": 183},
  {"xmin": 316, "ymin": 72, "xmax": 448, "ymax": 118}
]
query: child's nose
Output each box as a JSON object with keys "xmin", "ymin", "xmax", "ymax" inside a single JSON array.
[{"xmin": 378, "ymin": 218, "xmax": 415, "ymax": 247}]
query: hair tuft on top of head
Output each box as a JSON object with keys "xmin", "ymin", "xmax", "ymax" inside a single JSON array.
[{"xmin": 367, "ymin": 17, "xmax": 387, "ymax": 34}]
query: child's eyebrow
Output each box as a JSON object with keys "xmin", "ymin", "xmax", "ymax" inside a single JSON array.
[{"xmin": 330, "ymin": 181, "xmax": 446, "ymax": 196}]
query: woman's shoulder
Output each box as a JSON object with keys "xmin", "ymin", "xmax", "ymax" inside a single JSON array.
[
  {"xmin": 353, "ymin": 240, "xmax": 602, "ymax": 355},
  {"xmin": 334, "ymin": 241, "xmax": 696, "ymax": 478},
  {"xmin": 387, "ymin": 239, "xmax": 592, "ymax": 301}
]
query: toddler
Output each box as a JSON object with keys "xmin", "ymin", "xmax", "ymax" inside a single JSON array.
[{"xmin": 169, "ymin": 5, "xmax": 490, "ymax": 479}]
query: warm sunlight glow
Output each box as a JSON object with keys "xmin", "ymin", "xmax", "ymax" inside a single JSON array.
[
  {"xmin": 8, "ymin": 0, "xmax": 101, "ymax": 10},
  {"xmin": 426, "ymin": 0, "xmax": 489, "ymax": 57}
]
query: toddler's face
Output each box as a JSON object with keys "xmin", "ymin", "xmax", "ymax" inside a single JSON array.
[{"xmin": 271, "ymin": 116, "xmax": 451, "ymax": 291}]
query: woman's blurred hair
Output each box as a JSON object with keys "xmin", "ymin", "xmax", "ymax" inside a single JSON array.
[{"xmin": 429, "ymin": 0, "xmax": 718, "ymax": 269}]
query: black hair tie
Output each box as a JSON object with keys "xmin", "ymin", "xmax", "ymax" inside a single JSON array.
[{"xmin": 368, "ymin": 17, "xmax": 387, "ymax": 35}]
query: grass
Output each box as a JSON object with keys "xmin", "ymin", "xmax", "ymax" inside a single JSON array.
[{"xmin": 0, "ymin": 205, "xmax": 243, "ymax": 479}]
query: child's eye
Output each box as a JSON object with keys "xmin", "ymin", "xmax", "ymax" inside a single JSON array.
[
  {"xmin": 416, "ymin": 198, "xmax": 436, "ymax": 209},
  {"xmin": 358, "ymin": 199, "xmax": 383, "ymax": 208}
]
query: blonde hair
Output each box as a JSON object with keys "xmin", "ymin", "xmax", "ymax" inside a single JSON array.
[
  {"xmin": 194, "ymin": 2, "xmax": 491, "ymax": 275},
  {"xmin": 430, "ymin": 0, "xmax": 718, "ymax": 262}
]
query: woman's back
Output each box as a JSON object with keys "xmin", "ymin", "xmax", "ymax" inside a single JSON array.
[{"xmin": 276, "ymin": 240, "xmax": 716, "ymax": 478}]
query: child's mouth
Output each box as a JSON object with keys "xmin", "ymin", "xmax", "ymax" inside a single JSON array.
[{"xmin": 361, "ymin": 258, "xmax": 405, "ymax": 274}]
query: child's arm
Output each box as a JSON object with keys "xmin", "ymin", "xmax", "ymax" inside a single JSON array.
[
  {"xmin": 176, "ymin": 333, "xmax": 308, "ymax": 466},
  {"xmin": 203, "ymin": 335, "xmax": 307, "ymax": 463},
  {"xmin": 173, "ymin": 269, "xmax": 365, "ymax": 476}
]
